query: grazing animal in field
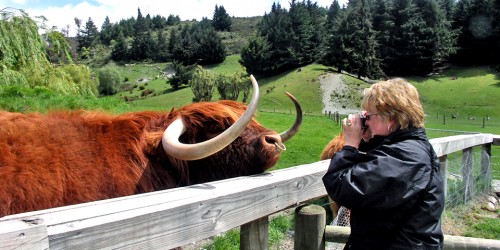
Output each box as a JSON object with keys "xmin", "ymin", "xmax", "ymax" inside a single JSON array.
[{"xmin": 0, "ymin": 76, "xmax": 302, "ymax": 217}]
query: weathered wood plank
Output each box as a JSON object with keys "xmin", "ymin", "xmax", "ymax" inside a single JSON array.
[
  {"xmin": 0, "ymin": 161, "xmax": 330, "ymax": 249},
  {"xmin": 430, "ymin": 134, "xmax": 493, "ymax": 157},
  {"xmin": 0, "ymin": 220, "xmax": 49, "ymax": 249}
]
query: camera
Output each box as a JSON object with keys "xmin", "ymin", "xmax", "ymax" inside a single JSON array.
[{"xmin": 359, "ymin": 111, "xmax": 368, "ymax": 131}]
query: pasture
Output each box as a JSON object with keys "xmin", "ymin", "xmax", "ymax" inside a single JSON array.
[{"xmin": 0, "ymin": 57, "xmax": 499, "ymax": 245}]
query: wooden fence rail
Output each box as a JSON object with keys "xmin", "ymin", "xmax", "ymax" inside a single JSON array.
[{"xmin": 1, "ymin": 133, "xmax": 499, "ymax": 249}]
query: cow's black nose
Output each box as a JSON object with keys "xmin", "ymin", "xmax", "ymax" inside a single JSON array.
[{"xmin": 264, "ymin": 134, "xmax": 286, "ymax": 151}]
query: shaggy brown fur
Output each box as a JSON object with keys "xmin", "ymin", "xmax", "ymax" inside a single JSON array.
[
  {"xmin": 320, "ymin": 133, "xmax": 345, "ymax": 219},
  {"xmin": 0, "ymin": 100, "xmax": 282, "ymax": 217}
]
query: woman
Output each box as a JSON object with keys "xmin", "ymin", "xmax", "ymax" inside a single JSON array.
[{"xmin": 322, "ymin": 78, "xmax": 444, "ymax": 249}]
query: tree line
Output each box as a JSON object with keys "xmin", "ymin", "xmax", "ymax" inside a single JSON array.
[
  {"xmin": 1, "ymin": 0, "xmax": 500, "ymax": 99},
  {"xmin": 241, "ymin": 0, "xmax": 500, "ymax": 78}
]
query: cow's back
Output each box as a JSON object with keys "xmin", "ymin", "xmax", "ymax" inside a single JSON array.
[{"xmin": 0, "ymin": 110, "xmax": 169, "ymax": 216}]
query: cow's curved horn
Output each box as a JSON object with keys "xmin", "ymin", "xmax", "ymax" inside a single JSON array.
[
  {"xmin": 162, "ymin": 75, "xmax": 260, "ymax": 161},
  {"xmin": 279, "ymin": 92, "xmax": 302, "ymax": 142}
]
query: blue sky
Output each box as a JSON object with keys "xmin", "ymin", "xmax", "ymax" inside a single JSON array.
[{"xmin": 1, "ymin": 0, "xmax": 344, "ymax": 36}]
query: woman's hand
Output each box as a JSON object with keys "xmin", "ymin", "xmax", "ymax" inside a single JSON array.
[{"xmin": 342, "ymin": 114, "xmax": 363, "ymax": 149}]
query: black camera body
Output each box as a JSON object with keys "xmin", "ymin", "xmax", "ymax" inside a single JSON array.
[{"xmin": 359, "ymin": 112, "xmax": 368, "ymax": 131}]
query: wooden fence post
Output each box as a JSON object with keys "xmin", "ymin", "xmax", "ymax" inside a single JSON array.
[
  {"xmin": 481, "ymin": 143, "xmax": 492, "ymax": 193},
  {"xmin": 240, "ymin": 217, "xmax": 269, "ymax": 250},
  {"xmin": 294, "ymin": 205, "xmax": 326, "ymax": 250},
  {"xmin": 439, "ymin": 155, "xmax": 448, "ymax": 198},
  {"xmin": 462, "ymin": 147, "xmax": 473, "ymax": 202}
]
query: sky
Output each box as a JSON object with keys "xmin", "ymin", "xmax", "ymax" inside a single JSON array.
[{"xmin": 1, "ymin": 0, "xmax": 345, "ymax": 36}]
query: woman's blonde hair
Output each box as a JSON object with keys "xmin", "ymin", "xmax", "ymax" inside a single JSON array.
[{"xmin": 362, "ymin": 78, "xmax": 424, "ymax": 129}]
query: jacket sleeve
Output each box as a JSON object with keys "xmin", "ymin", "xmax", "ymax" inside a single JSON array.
[{"xmin": 322, "ymin": 140, "xmax": 432, "ymax": 211}]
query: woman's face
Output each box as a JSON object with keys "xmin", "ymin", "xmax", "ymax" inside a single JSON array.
[{"xmin": 364, "ymin": 109, "xmax": 393, "ymax": 137}]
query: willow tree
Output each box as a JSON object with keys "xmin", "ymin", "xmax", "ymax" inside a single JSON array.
[{"xmin": 0, "ymin": 8, "xmax": 97, "ymax": 96}]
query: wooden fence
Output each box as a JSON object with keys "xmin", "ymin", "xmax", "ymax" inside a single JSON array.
[{"xmin": 1, "ymin": 133, "xmax": 499, "ymax": 249}]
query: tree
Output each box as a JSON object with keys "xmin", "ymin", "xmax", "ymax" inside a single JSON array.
[
  {"xmin": 168, "ymin": 60, "xmax": 195, "ymax": 90},
  {"xmin": 111, "ymin": 29, "xmax": 129, "ymax": 62},
  {"xmin": 154, "ymin": 29, "xmax": 169, "ymax": 62},
  {"xmin": 289, "ymin": 0, "xmax": 315, "ymax": 65},
  {"xmin": 100, "ymin": 16, "xmax": 113, "ymax": 45},
  {"xmin": 239, "ymin": 36, "xmax": 271, "ymax": 75},
  {"xmin": 0, "ymin": 8, "xmax": 97, "ymax": 96},
  {"xmin": 452, "ymin": 0, "xmax": 495, "ymax": 65},
  {"xmin": 97, "ymin": 67, "xmax": 121, "ymax": 96},
  {"xmin": 371, "ymin": 0, "xmax": 393, "ymax": 67},
  {"xmin": 76, "ymin": 17, "xmax": 99, "ymax": 58},
  {"xmin": 45, "ymin": 30, "xmax": 74, "ymax": 64},
  {"xmin": 343, "ymin": 0, "xmax": 384, "ymax": 79},
  {"xmin": 212, "ymin": 5, "xmax": 232, "ymax": 31},
  {"xmin": 383, "ymin": 0, "xmax": 429, "ymax": 75},
  {"xmin": 198, "ymin": 28, "xmax": 226, "ymax": 64},
  {"xmin": 189, "ymin": 66, "xmax": 216, "ymax": 102},
  {"xmin": 215, "ymin": 71, "xmax": 246, "ymax": 100},
  {"xmin": 321, "ymin": 2, "xmax": 349, "ymax": 72},
  {"xmin": 258, "ymin": 3, "xmax": 293, "ymax": 72}
]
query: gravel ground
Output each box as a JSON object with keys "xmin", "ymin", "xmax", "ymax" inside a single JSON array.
[{"xmin": 319, "ymin": 73, "xmax": 361, "ymax": 115}]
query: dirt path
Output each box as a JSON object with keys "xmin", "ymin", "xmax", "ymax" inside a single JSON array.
[{"xmin": 319, "ymin": 73, "xmax": 361, "ymax": 115}]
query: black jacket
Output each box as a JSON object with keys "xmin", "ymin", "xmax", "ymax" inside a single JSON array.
[{"xmin": 322, "ymin": 127, "xmax": 444, "ymax": 249}]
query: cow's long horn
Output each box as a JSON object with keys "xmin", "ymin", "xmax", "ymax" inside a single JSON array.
[
  {"xmin": 279, "ymin": 92, "xmax": 302, "ymax": 142},
  {"xmin": 162, "ymin": 75, "xmax": 260, "ymax": 161}
]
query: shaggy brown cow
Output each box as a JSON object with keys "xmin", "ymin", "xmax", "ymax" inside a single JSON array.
[
  {"xmin": 0, "ymin": 75, "xmax": 302, "ymax": 217},
  {"xmin": 320, "ymin": 133, "xmax": 345, "ymax": 220}
]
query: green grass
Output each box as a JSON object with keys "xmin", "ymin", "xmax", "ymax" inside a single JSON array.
[
  {"xmin": 1, "ymin": 58, "xmax": 499, "ymax": 245},
  {"xmin": 410, "ymin": 66, "xmax": 500, "ymax": 118}
]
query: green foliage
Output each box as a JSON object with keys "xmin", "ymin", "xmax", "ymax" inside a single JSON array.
[
  {"xmin": 466, "ymin": 217, "xmax": 500, "ymax": 239},
  {"xmin": 0, "ymin": 84, "xmax": 127, "ymax": 113},
  {"xmin": 239, "ymin": 36, "xmax": 271, "ymax": 75},
  {"xmin": 60, "ymin": 64, "xmax": 99, "ymax": 96},
  {"xmin": 215, "ymin": 71, "xmax": 247, "ymax": 101},
  {"xmin": 45, "ymin": 31, "xmax": 74, "ymax": 64},
  {"xmin": 0, "ymin": 9, "xmax": 97, "ymax": 96},
  {"xmin": 75, "ymin": 17, "xmax": 100, "ymax": 58},
  {"xmin": 342, "ymin": 0, "xmax": 385, "ymax": 79},
  {"xmin": 203, "ymin": 228, "xmax": 240, "ymax": 250},
  {"xmin": 269, "ymin": 214, "xmax": 293, "ymax": 247},
  {"xmin": 98, "ymin": 67, "xmax": 122, "ymax": 96},
  {"xmin": 111, "ymin": 30, "xmax": 129, "ymax": 62},
  {"xmin": 212, "ymin": 5, "xmax": 232, "ymax": 31},
  {"xmin": 168, "ymin": 60, "xmax": 196, "ymax": 89},
  {"xmin": 190, "ymin": 66, "xmax": 216, "ymax": 102},
  {"xmin": 240, "ymin": 2, "xmax": 325, "ymax": 76}
]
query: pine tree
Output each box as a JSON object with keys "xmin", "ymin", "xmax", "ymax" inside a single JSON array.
[
  {"xmin": 259, "ymin": 3, "xmax": 293, "ymax": 72},
  {"xmin": 321, "ymin": 0, "xmax": 347, "ymax": 71},
  {"xmin": 239, "ymin": 36, "xmax": 271, "ymax": 75},
  {"xmin": 384, "ymin": 0, "xmax": 427, "ymax": 75},
  {"xmin": 155, "ymin": 29, "xmax": 169, "ymax": 62},
  {"xmin": 371, "ymin": 0, "xmax": 393, "ymax": 68},
  {"xmin": 130, "ymin": 8, "xmax": 150, "ymax": 61},
  {"xmin": 100, "ymin": 16, "xmax": 113, "ymax": 45},
  {"xmin": 343, "ymin": 0, "xmax": 384, "ymax": 79},
  {"xmin": 198, "ymin": 28, "xmax": 226, "ymax": 65},
  {"xmin": 111, "ymin": 30, "xmax": 129, "ymax": 62},
  {"xmin": 289, "ymin": 0, "xmax": 315, "ymax": 65},
  {"xmin": 212, "ymin": 5, "xmax": 232, "ymax": 31},
  {"xmin": 452, "ymin": 0, "xmax": 495, "ymax": 65},
  {"xmin": 75, "ymin": 17, "xmax": 99, "ymax": 58}
]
